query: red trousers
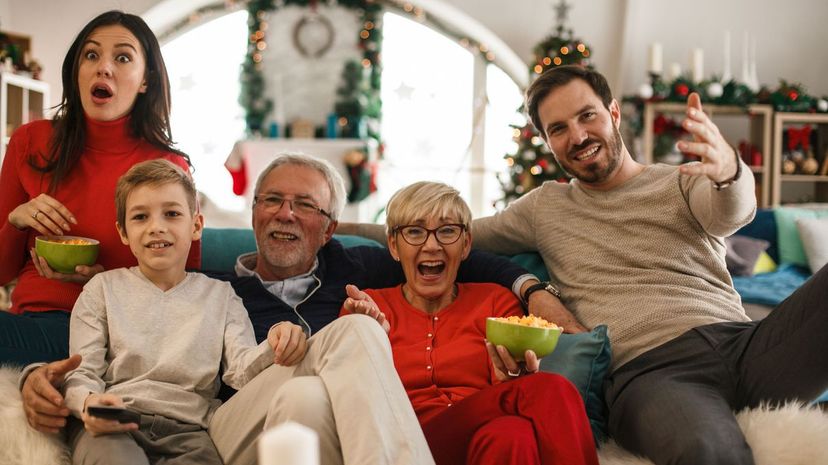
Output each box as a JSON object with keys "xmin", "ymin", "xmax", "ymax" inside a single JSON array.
[{"xmin": 421, "ymin": 373, "xmax": 599, "ymax": 465}]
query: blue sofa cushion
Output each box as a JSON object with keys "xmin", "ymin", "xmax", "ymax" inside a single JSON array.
[
  {"xmin": 735, "ymin": 209, "xmax": 778, "ymax": 263},
  {"xmin": 731, "ymin": 263, "xmax": 811, "ymax": 307},
  {"xmin": 540, "ymin": 325, "xmax": 612, "ymax": 445}
]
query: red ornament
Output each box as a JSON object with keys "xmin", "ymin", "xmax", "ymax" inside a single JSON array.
[
  {"xmin": 788, "ymin": 90, "xmax": 799, "ymax": 101},
  {"xmin": 653, "ymin": 115, "xmax": 668, "ymax": 135},
  {"xmin": 538, "ymin": 159, "xmax": 549, "ymax": 169},
  {"xmin": 676, "ymin": 84, "xmax": 690, "ymax": 97}
]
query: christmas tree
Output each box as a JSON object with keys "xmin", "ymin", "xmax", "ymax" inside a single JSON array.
[
  {"xmin": 499, "ymin": 0, "xmax": 592, "ymax": 204},
  {"xmin": 335, "ymin": 60, "xmax": 368, "ymax": 138}
]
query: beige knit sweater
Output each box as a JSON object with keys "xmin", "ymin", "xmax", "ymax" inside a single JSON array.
[{"xmin": 472, "ymin": 163, "xmax": 756, "ymax": 370}]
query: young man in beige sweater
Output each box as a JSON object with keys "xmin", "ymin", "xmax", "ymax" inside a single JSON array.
[{"xmin": 468, "ymin": 66, "xmax": 827, "ymax": 465}]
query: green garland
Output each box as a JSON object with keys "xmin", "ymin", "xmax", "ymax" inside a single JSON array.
[
  {"xmin": 623, "ymin": 77, "xmax": 828, "ymax": 139},
  {"xmin": 241, "ymin": 0, "xmax": 383, "ymax": 141}
]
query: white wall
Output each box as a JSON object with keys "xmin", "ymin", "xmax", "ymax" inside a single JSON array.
[{"xmin": 5, "ymin": 0, "xmax": 828, "ymax": 107}]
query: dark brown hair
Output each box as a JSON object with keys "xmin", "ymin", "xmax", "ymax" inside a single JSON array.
[
  {"xmin": 525, "ymin": 65, "xmax": 614, "ymax": 138},
  {"xmin": 115, "ymin": 159, "xmax": 197, "ymax": 230},
  {"xmin": 31, "ymin": 10, "xmax": 189, "ymax": 192}
]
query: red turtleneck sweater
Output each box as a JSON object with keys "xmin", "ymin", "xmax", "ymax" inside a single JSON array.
[{"xmin": 0, "ymin": 117, "xmax": 200, "ymax": 314}]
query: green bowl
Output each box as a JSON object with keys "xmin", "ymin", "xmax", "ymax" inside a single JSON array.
[
  {"xmin": 35, "ymin": 236, "xmax": 100, "ymax": 274},
  {"xmin": 486, "ymin": 317, "xmax": 562, "ymax": 361}
]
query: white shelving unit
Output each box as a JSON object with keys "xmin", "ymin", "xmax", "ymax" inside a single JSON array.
[{"xmin": 0, "ymin": 72, "xmax": 50, "ymax": 166}]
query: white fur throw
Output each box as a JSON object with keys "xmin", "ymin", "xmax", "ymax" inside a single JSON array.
[
  {"xmin": 0, "ymin": 365, "xmax": 825, "ymax": 465},
  {"xmin": 0, "ymin": 366, "xmax": 70, "ymax": 465}
]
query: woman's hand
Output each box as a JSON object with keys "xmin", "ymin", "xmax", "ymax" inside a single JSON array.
[
  {"xmin": 30, "ymin": 249, "xmax": 104, "ymax": 284},
  {"xmin": 8, "ymin": 193, "xmax": 77, "ymax": 236},
  {"xmin": 344, "ymin": 284, "xmax": 390, "ymax": 333},
  {"xmin": 485, "ymin": 341, "xmax": 540, "ymax": 382},
  {"xmin": 81, "ymin": 393, "xmax": 138, "ymax": 436},
  {"xmin": 267, "ymin": 322, "xmax": 308, "ymax": 366}
]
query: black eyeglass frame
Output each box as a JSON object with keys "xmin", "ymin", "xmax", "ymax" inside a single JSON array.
[
  {"xmin": 253, "ymin": 194, "xmax": 334, "ymax": 220},
  {"xmin": 392, "ymin": 223, "xmax": 467, "ymax": 246}
]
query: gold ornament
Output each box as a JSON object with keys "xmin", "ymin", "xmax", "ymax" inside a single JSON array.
[{"xmin": 801, "ymin": 149, "xmax": 819, "ymax": 175}]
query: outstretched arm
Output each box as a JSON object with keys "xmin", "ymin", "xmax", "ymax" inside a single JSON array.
[{"xmin": 678, "ymin": 93, "xmax": 756, "ymax": 236}]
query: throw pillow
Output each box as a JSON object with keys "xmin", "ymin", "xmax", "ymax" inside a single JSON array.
[
  {"xmin": 775, "ymin": 207, "xmax": 828, "ymax": 267},
  {"xmin": 725, "ymin": 235, "xmax": 770, "ymax": 276},
  {"xmin": 539, "ymin": 324, "xmax": 612, "ymax": 445},
  {"xmin": 752, "ymin": 251, "xmax": 777, "ymax": 275},
  {"xmin": 796, "ymin": 217, "xmax": 828, "ymax": 274}
]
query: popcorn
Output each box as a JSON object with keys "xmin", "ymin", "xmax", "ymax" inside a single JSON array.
[{"xmin": 493, "ymin": 315, "xmax": 560, "ymax": 329}]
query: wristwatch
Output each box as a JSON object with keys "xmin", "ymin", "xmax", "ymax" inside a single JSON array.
[
  {"xmin": 522, "ymin": 281, "xmax": 562, "ymax": 303},
  {"xmin": 713, "ymin": 146, "xmax": 743, "ymax": 191}
]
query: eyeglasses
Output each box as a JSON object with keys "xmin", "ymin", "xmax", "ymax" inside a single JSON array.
[
  {"xmin": 253, "ymin": 194, "xmax": 333, "ymax": 220},
  {"xmin": 393, "ymin": 224, "xmax": 466, "ymax": 246}
]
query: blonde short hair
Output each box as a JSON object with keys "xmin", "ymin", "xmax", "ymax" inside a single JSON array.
[
  {"xmin": 385, "ymin": 181, "xmax": 472, "ymax": 236},
  {"xmin": 115, "ymin": 159, "xmax": 197, "ymax": 229}
]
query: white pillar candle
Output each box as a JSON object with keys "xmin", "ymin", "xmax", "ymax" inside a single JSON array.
[
  {"xmin": 258, "ymin": 422, "xmax": 319, "ymax": 465},
  {"xmin": 648, "ymin": 42, "xmax": 663, "ymax": 74},
  {"xmin": 722, "ymin": 30, "xmax": 732, "ymax": 82},
  {"xmin": 669, "ymin": 62, "xmax": 682, "ymax": 81},
  {"xmin": 741, "ymin": 31, "xmax": 750, "ymax": 85},
  {"xmin": 690, "ymin": 48, "xmax": 704, "ymax": 83}
]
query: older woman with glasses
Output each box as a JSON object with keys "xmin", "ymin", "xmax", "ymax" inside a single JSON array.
[{"xmin": 342, "ymin": 181, "xmax": 598, "ymax": 465}]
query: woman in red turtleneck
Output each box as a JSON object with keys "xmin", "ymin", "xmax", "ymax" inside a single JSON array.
[{"xmin": 0, "ymin": 11, "xmax": 199, "ymax": 368}]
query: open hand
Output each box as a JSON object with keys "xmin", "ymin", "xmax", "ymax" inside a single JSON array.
[
  {"xmin": 266, "ymin": 322, "xmax": 308, "ymax": 366},
  {"xmin": 677, "ymin": 93, "xmax": 739, "ymax": 183},
  {"xmin": 30, "ymin": 249, "xmax": 104, "ymax": 284},
  {"xmin": 21, "ymin": 355, "xmax": 81, "ymax": 433},
  {"xmin": 81, "ymin": 393, "xmax": 138, "ymax": 436},
  {"xmin": 343, "ymin": 284, "xmax": 390, "ymax": 333},
  {"xmin": 8, "ymin": 193, "xmax": 77, "ymax": 236}
]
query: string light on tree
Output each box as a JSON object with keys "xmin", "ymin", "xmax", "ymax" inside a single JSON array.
[{"xmin": 499, "ymin": 0, "xmax": 591, "ymax": 205}]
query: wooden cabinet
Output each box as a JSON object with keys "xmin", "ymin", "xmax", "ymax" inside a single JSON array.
[
  {"xmin": 0, "ymin": 72, "xmax": 49, "ymax": 165},
  {"xmin": 771, "ymin": 112, "xmax": 828, "ymax": 206},
  {"xmin": 640, "ymin": 102, "xmax": 773, "ymax": 207}
]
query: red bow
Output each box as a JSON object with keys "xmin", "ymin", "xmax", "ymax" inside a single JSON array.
[{"xmin": 787, "ymin": 125, "xmax": 812, "ymax": 151}]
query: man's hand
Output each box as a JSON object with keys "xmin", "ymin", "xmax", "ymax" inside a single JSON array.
[
  {"xmin": 21, "ymin": 354, "xmax": 81, "ymax": 433},
  {"xmin": 678, "ymin": 92, "xmax": 739, "ymax": 183},
  {"xmin": 266, "ymin": 322, "xmax": 308, "ymax": 366},
  {"xmin": 520, "ymin": 280, "xmax": 587, "ymax": 334},
  {"xmin": 81, "ymin": 393, "xmax": 138, "ymax": 436},
  {"xmin": 485, "ymin": 342, "xmax": 540, "ymax": 382},
  {"xmin": 343, "ymin": 284, "xmax": 390, "ymax": 333}
]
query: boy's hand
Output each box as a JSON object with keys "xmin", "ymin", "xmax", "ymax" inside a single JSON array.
[
  {"xmin": 81, "ymin": 394, "xmax": 138, "ymax": 436},
  {"xmin": 21, "ymin": 355, "xmax": 81, "ymax": 433},
  {"xmin": 267, "ymin": 322, "xmax": 308, "ymax": 366},
  {"xmin": 343, "ymin": 284, "xmax": 390, "ymax": 333}
]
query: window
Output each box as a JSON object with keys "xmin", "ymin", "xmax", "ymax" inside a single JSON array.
[
  {"xmin": 162, "ymin": 10, "xmax": 248, "ymax": 212},
  {"xmin": 162, "ymin": 9, "xmax": 521, "ymax": 218},
  {"xmin": 379, "ymin": 12, "xmax": 520, "ymax": 218}
]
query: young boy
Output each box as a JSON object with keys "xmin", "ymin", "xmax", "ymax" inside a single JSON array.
[{"xmin": 62, "ymin": 160, "xmax": 288, "ymax": 464}]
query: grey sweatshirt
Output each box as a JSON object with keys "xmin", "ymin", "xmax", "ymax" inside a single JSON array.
[{"xmin": 63, "ymin": 267, "xmax": 274, "ymax": 427}]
